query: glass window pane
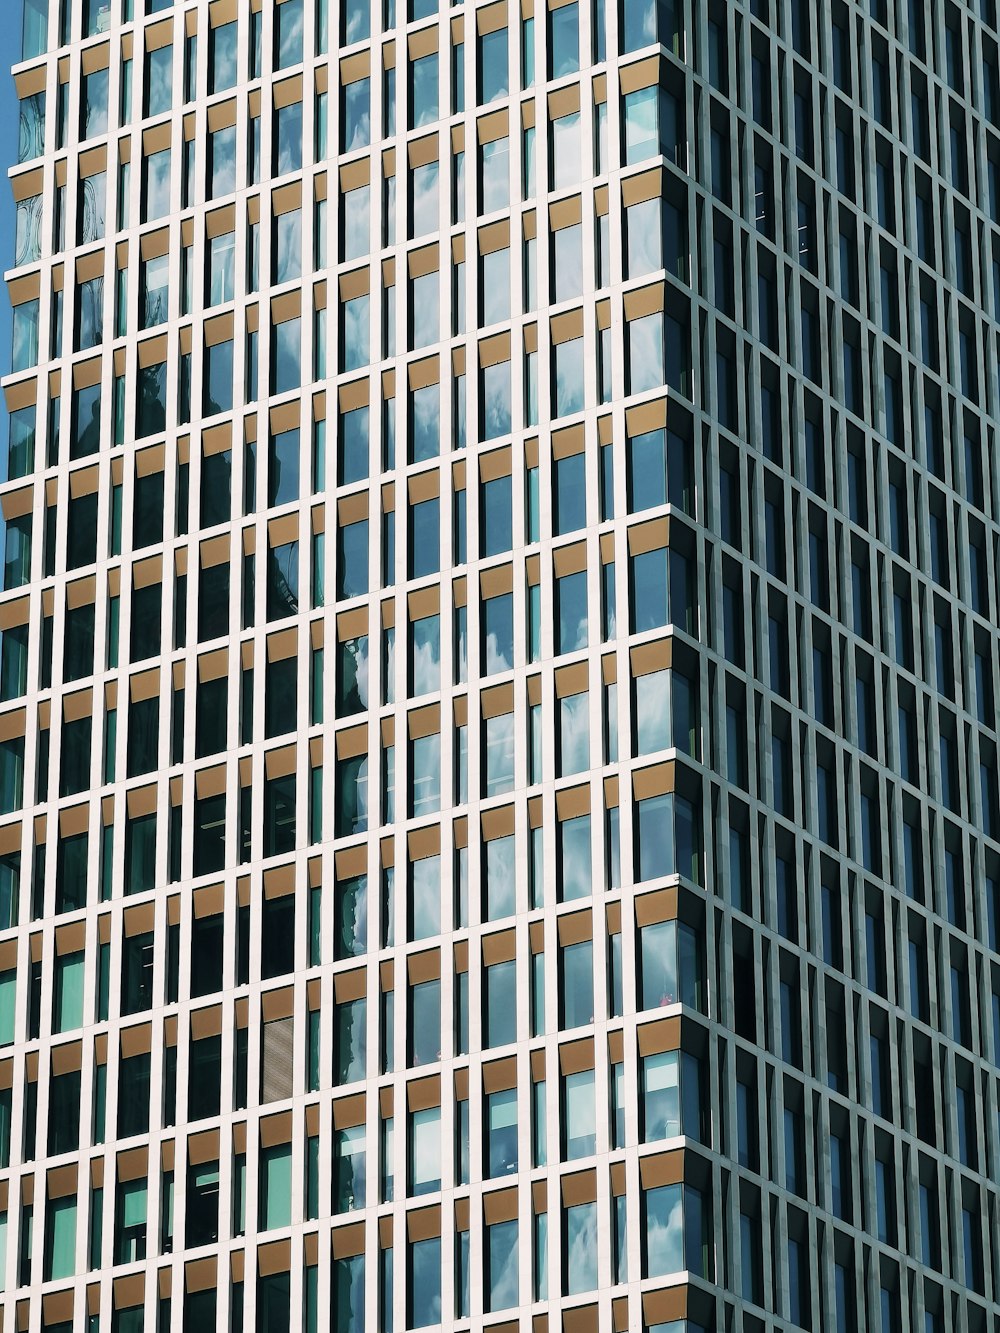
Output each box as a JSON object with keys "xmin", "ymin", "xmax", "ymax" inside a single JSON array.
[
  {"xmin": 644, "ymin": 1183, "xmax": 684, "ymax": 1275},
  {"xmin": 564, "ymin": 1202, "xmax": 597, "ymax": 1295},
  {"xmin": 484, "ymin": 714, "xmax": 515, "ymax": 794},
  {"xmin": 640, "ymin": 919, "xmax": 677, "ymax": 1009},
  {"xmin": 479, "ymin": 28, "xmax": 509, "ymax": 103},
  {"xmin": 408, "ymin": 1236, "xmax": 442, "ymax": 1329},
  {"xmin": 559, "ymin": 814, "xmax": 591, "ymax": 901},
  {"xmin": 482, "ymin": 593, "xmax": 514, "ymax": 673},
  {"xmin": 480, "ymin": 136, "xmax": 510, "ymax": 212},
  {"xmin": 276, "ymin": 0, "xmax": 304, "ymax": 68},
  {"xmin": 487, "ymin": 1219, "xmax": 519, "ymax": 1311},
  {"xmin": 635, "ymin": 670, "xmax": 669, "ymax": 753},
  {"xmin": 484, "ymin": 834, "xmax": 516, "ymax": 920},
  {"xmin": 549, "ymin": 3, "xmax": 579, "ymax": 76},
  {"xmin": 410, "ymin": 384, "xmax": 440, "ymax": 462},
  {"xmin": 481, "ymin": 361, "xmax": 512, "ymax": 440},
  {"xmin": 487, "ymin": 1087, "xmax": 518, "ymax": 1176},
  {"xmin": 550, "ymin": 112, "xmax": 580, "ymax": 190},
  {"xmin": 409, "ymin": 854, "xmax": 441, "ymax": 940},
  {"xmin": 642, "ymin": 1050, "xmax": 680, "ymax": 1140},
  {"xmin": 556, "ymin": 570, "xmax": 588, "ymax": 654},
  {"xmin": 409, "ymin": 53, "xmax": 439, "ymax": 128},
  {"xmin": 486, "ymin": 960, "xmax": 517, "ymax": 1046},
  {"xmin": 554, "ymin": 337, "xmax": 585, "ymax": 417},
  {"xmin": 558, "ymin": 693, "xmax": 589, "ymax": 775},
  {"xmin": 409, "ymin": 1107, "xmax": 441, "ymax": 1195},
  {"xmin": 563, "ymin": 1069, "xmax": 596, "ymax": 1159},
  {"xmin": 410, "ymin": 614, "xmax": 441, "ymax": 695}
]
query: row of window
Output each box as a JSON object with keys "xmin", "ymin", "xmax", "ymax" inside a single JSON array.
[
  {"xmin": 3, "ymin": 1178, "xmax": 708, "ymax": 1332},
  {"xmin": 0, "ymin": 881, "xmax": 697, "ymax": 1028}
]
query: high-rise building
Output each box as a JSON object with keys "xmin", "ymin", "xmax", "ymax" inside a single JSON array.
[{"xmin": 4, "ymin": 0, "xmax": 1000, "ymax": 1328}]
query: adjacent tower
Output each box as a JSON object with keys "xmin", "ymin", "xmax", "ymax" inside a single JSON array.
[{"xmin": 3, "ymin": 0, "xmax": 1000, "ymax": 1330}]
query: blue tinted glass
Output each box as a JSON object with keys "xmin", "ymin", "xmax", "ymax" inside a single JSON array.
[
  {"xmin": 630, "ymin": 548, "xmax": 668, "ymax": 631},
  {"xmin": 479, "ymin": 28, "xmax": 509, "ymax": 102},
  {"xmin": 337, "ymin": 520, "xmax": 369, "ymax": 599},
  {"xmin": 409, "ymin": 498, "xmax": 440, "ymax": 578},
  {"xmin": 555, "ymin": 453, "xmax": 586, "ymax": 533},
  {"xmin": 556, "ymin": 571, "xmax": 588, "ymax": 654},
  {"xmin": 482, "ymin": 476, "xmax": 512, "ymax": 556},
  {"xmin": 410, "ymin": 385, "xmax": 440, "ymax": 462},
  {"xmin": 483, "ymin": 594, "xmax": 514, "ymax": 673},
  {"xmin": 339, "ymin": 407, "xmax": 370, "ymax": 484}
]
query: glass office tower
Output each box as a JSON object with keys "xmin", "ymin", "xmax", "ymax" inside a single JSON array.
[{"xmin": 3, "ymin": 0, "xmax": 1000, "ymax": 1328}]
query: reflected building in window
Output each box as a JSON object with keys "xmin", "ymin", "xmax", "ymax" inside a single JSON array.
[{"xmin": 4, "ymin": 0, "xmax": 1000, "ymax": 1330}]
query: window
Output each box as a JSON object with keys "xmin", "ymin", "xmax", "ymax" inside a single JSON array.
[
  {"xmin": 408, "ymin": 1236, "xmax": 442, "ymax": 1329},
  {"xmin": 409, "ymin": 614, "xmax": 441, "ymax": 695},
  {"xmin": 630, "ymin": 547, "xmax": 668, "ymax": 632},
  {"xmin": 484, "ymin": 713, "xmax": 515, "ymax": 793},
  {"xmin": 621, "ymin": 0, "xmax": 661, "ymax": 50},
  {"xmin": 342, "ymin": 78, "xmax": 371, "ymax": 152},
  {"xmin": 273, "ymin": 209, "xmax": 302, "ymax": 284},
  {"xmin": 487, "ymin": 1219, "xmax": 519, "ymax": 1311},
  {"xmin": 409, "ymin": 53, "xmax": 439, "ymax": 128},
  {"xmin": 409, "ymin": 272, "xmax": 439, "ymax": 350},
  {"xmin": 340, "ymin": 293, "xmax": 370, "ymax": 371},
  {"xmin": 336, "ymin": 518, "xmax": 368, "ymax": 599},
  {"xmin": 274, "ymin": 102, "xmax": 303, "ymax": 176},
  {"xmin": 485, "ymin": 960, "xmax": 517, "ymax": 1046},
  {"xmin": 209, "ymin": 21, "xmax": 237, "ymax": 92},
  {"xmin": 331, "ymin": 875, "xmax": 367, "ymax": 960},
  {"xmin": 141, "ymin": 148, "xmax": 171, "ymax": 221},
  {"xmin": 404, "ymin": 855, "xmax": 436, "ymax": 942},
  {"xmin": 276, "ymin": 0, "xmax": 304, "ymax": 69},
  {"xmin": 409, "ymin": 161, "xmax": 439, "ymax": 239},
  {"xmin": 342, "ymin": 184, "xmax": 371, "ymax": 261},
  {"xmin": 141, "ymin": 253, "xmax": 170, "ymax": 328},
  {"xmin": 483, "ymin": 592, "xmax": 514, "ymax": 672},
  {"xmin": 549, "ymin": 112, "xmax": 581, "ymax": 190},
  {"xmin": 334, "ymin": 1125, "xmax": 366, "ymax": 1211},
  {"xmin": 475, "ymin": 474, "xmax": 512, "ymax": 556},
  {"xmin": 486, "ymin": 1087, "xmax": 518, "ymax": 1176},
  {"xmin": 554, "ymin": 451, "xmax": 586, "ymax": 532},
  {"xmin": 260, "ymin": 1143, "xmax": 292, "ymax": 1230},
  {"xmin": 549, "ymin": 222, "xmax": 584, "ymax": 304},
  {"xmin": 643, "ymin": 1183, "xmax": 683, "ymax": 1275},
  {"xmin": 560, "ymin": 940, "xmax": 594, "ymax": 1027},
  {"xmin": 81, "ymin": 68, "xmax": 109, "ymax": 140},
  {"xmin": 44, "ymin": 1196, "xmax": 77, "ymax": 1281},
  {"xmin": 408, "ymin": 978, "xmax": 440, "ymax": 1066},
  {"xmin": 408, "ymin": 1106, "xmax": 441, "ymax": 1195},
  {"xmin": 204, "ymin": 338, "xmax": 234, "ymax": 415},
  {"xmin": 549, "ymin": 2, "xmax": 580, "ymax": 76},
  {"xmin": 334, "ymin": 997, "xmax": 367, "ymax": 1084},
  {"xmin": 558, "ymin": 813, "xmax": 591, "ymax": 901},
  {"xmin": 480, "ymin": 136, "xmax": 510, "ymax": 213},
  {"xmin": 635, "ymin": 670, "xmax": 669, "ymax": 752},
  {"xmin": 410, "ymin": 383, "xmax": 440, "ymax": 462},
  {"xmin": 556, "ymin": 570, "xmax": 588, "ymax": 654},
  {"xmin": 144, "ymin": 44, "xmax": 172, "ymax": 119},
  {"xmin": 479, "ymin": 27, "xmax": 509, "ymax": 103},
  {"xmin": 558, "ymin": 693, "xmax": 589, "ymax": 775},
  {"xmin": 409, "ymin": 733, "xmax": 441, "ymax": 816},
  {"xmin": 563, "ymin": 1200, "xmax": 597, "ymax": 1292},
  {"xmin": 642, "ymin": 1050, "xmax": 680, "ymax": 1139},
  {"xmin": 11, "ymin": 301, "xmax": 39, "ymax": 372},
  {"xmin": 336, "ymin": 751, "xmax": 369, "ymax": 835}
]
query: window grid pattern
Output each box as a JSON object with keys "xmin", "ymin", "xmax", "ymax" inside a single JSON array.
[{"xmin": 4, "ymin": 0, "xmax": 1000, "ymax": 1331}]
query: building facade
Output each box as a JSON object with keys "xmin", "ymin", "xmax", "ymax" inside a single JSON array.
[{"xmin": 3, "ymin": 0, "xmax": 1000, "ymax": 1329}]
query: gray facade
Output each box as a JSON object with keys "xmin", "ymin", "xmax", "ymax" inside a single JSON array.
[{"xmin": 1, "ymin": 0, "xmax": 999, "ymax": 1330}]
